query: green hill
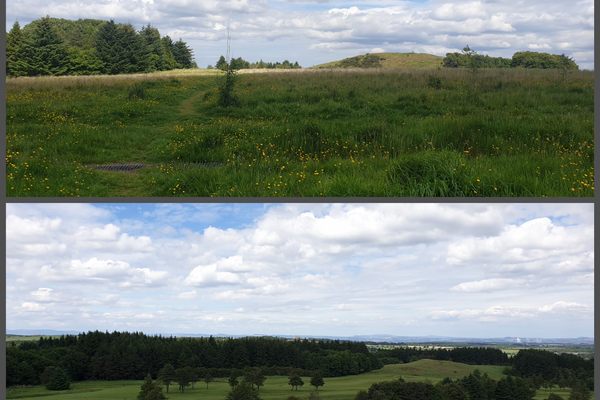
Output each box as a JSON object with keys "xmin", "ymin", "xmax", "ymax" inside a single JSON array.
[{"xmin": 314, "ymin": 52, "xmax": 443, "ymax": 69}]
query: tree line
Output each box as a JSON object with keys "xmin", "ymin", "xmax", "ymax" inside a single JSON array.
[
  {"xmin": 443, "ymin": 47, "xmax": 579, "ymax": 70},
  {"xmin": 355, "ymin": 369, "xmax": 591, "ymax": 400},
  {"xmin": 6, "ymin": 16, "xmax": 195, "ymax": 77},
  {"xmin": 374, "ymin": 346, "xmax": 510, "ymax": 366},
  {"xmin": 213, "ymin": 55, "xmax": 301, "ymax": 70},
  {"xmin": 374, "ymin": 346, "xmax": 593, "ymax": 394},
  {"xmin": 6, "ymin": 331, "xmax": 382, "ymax": 387}
]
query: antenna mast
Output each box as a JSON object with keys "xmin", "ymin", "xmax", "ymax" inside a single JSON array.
[{"xmin": 226, "ymin": 20, "xmax": 231, "ymax": 65}]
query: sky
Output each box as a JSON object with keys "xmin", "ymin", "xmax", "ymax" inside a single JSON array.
[
  {"xmin": 6, "ymin": 203, "xmax": 594, "ymax": 338},
  {"xmin": 5, "ymin": 0, "xmax": 595, "ymax": 69}
]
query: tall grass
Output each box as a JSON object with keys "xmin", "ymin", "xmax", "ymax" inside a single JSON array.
[{"xmin": 6, "ymin": 68, "xmax": 594, "ymax": 197}]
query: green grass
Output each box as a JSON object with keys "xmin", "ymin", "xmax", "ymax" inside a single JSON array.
[
  {"xmin": 6, "ymin": 361, "xmax": 579, "ymax": 400},
  {"xmin": 6, "ymin": 68, "xmax": 594, "ymax": 197},
  {"xmin": 6, "ymin": 360, "xmax": 506, "ymax": 400}
]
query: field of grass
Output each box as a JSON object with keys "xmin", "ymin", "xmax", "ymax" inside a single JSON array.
[
  {"xmin": 5, "ymin": 360, "xmax": 576, "ymax": 400},
  {"xmin": 4, "ymin": 360, "xmax": 500, "ymax": 399},
  {"xmin": 6, "ymin": 68, "xmax": 593, "ymax": 197}
]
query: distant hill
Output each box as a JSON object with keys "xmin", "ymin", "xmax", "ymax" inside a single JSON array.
[{"xmin": 314, "ymin": 52, "xmax": 443, "ymax": 69}]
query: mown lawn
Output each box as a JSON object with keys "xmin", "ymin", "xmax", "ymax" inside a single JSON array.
[{"xmin": 6, "ymin": 68, "xmax": 594, "ymax": 197}]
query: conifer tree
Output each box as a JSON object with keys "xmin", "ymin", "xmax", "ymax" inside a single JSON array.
[
  {"xmin": 29, "ymin": 16, "xmax": 70, "ymax": 75},
  {"xmin": 7, "ymin": 21, "xmax": 32, "ymax": 76}
]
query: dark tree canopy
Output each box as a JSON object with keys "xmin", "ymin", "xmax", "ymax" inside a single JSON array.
[
  {"xmin": 40, "ymin": 366, "xmax": 70, "ymax": 391},
  {"xmin": 310, "ymin": 373, "xmax": 325, "ymax": 390},
  {"xmin": 157, "ymin": 363, "xmax": 176, "ymax": 393},
  {"xmin": 7, "ymin": 331, "xmax": 380, "ymax": 387},
  {"xmin": 138, "ymin": 374, "xmax": 166, "ymax": 400},
  {"xmin": 6, "ymin": 17, "xmax": 195, "ymax": 76},
  {"xmin": 226, "ymin": 382, "xmax": 261, "ymax": 400}
]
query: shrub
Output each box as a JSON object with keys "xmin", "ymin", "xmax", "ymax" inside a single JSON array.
[
  {"xmin": 427, "ymin": 75, "xmax": 443, "ymax": 90},
  {"xmin": 218, "ymin": 66, "xmax": 239, "ymax": 107},
  {"xmin": 128, "ymin": 83, "xmax": 146, "ymax": 100},
  {"xmin": 41, "ymin": 366, "xmax": 70, "ymax": 391}
]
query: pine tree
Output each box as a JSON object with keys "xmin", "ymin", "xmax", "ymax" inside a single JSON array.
[
  {"xmin": 7, "ymin": 21, "xmax": 32, "ymax": 76},
  {"xmin": 160, "ymin": 35, "xmax": 177, "ymax": 70},
  {"xmin": 140, "ymin": 24, "xmax": 167, "ymax": 71},
  {"xmin": 41, "ymin": 366, "xmax": 70, "ymax": 390},
  {"xmin": 138, "ymin": 374, "xmax": 166, "ymax": 400},
  {"xmin": 29, "ymin": 16, "xmax": 70, "ymax": 75},
  {"xmin": 157, "ymin": 363, "xmax": 175, "ymax": 393},
  {"xmin": 96, "ymin": 21, "xmax": 146, "ymax": 74},
  {"xmin": 172, "ymin": 39, "xmax": 194, "ymax": 68}
]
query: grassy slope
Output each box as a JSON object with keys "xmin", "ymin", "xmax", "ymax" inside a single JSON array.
[
  {"xmin": 6, "ymin": 68, "xmax": 594, "ymax": 197},
  {"xmin": 5, "ymin": 360, "xmax": 575, "ymax": 400},
  {"xmin": 314, "ymin": 53, "xmax": 443, "ymax": 69},
  {"xmin": 6, "ymin": 360, "xmax": 503, "ymax": 400}
]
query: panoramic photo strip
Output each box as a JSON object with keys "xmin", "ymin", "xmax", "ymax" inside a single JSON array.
[
  {"xmin": 6, "ymin": 203, "xmax": 594, "ymax": 400},
  {"xmin": 5, "ymin": 0, "xmax": 594, "ymax": 197}
]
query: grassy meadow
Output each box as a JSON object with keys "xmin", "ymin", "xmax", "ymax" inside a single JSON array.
[
  {"xmin": 6, "ymin": 67, "xmax": 594, "ymax": 197},
  {"xmin": 6, "ymin": 360, "xmax": 572, "ymax": 400}
]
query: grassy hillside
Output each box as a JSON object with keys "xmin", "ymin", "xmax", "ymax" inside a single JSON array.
[
  {"xmin": 5, "ymin": 360, "xmax": 574, "ymax": 400},
  {"xmin": 5, "ymin": 361, "xmax": 505, "ymax": 400},
  {"xmin": 314, "ymin": 53, "xmax": 443, "ymax": 69},
  {"xmin": 6, "ymin": 68, "xmax": 594, "ymax": 197}
]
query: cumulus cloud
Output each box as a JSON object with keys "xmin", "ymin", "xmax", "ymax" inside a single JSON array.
[
  {"xmin": 185, "ymin": 264, "xmax": 242, "ymax": 287},
  {"xmin": 446, "ymin": 217, "xmax": 593, "ymax": 272},
  {"xmin": 5, "ymin": 203, "xmax": 594, "ymax": 337},
  {"xmin": 38, "ymin": 257, "xmax": 168, "ymax": 287},
  {"xmin": 451, "ymin": 278, "xmax": 525, "ymax": 293}
]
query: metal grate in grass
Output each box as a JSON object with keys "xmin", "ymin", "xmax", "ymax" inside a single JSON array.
[
  {"xmin": 92, "ymin": 163, "xmax": 145, "ymax": 172},
  {"xmin": 90, "ymin": 162, "xmax": 224, "ymax": 172}
]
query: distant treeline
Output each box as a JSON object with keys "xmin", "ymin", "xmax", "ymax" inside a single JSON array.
[
  {"xmin": 443, "ymin": 50, "xmax": 579, "ymax": 70},
  {"xmin": 6, "ymin": 17, "xmax": 196, "ymax": 77},
  {"xmin": 374, "ymin": 346, "xmax": 593, "ymax": 390},
  {"xmin": 6, "ymin": 331, "xmax": 382, "ymax": 386},
  {"xmin": 213, "ymin": 55, "xmax": 301, "ymax": 70},
  {"xmin": 374, "ymin": 346, "xmax": 510, "ymax": 365},
  {"xmin": 356, "ymin": 369, "xmax": 593, "ymax": 400}
]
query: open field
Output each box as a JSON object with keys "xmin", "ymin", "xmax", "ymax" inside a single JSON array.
[
  {"xmin": 5, "ymin": 360, "xmax": 575, "ymax": 400},
  {"xmin": 8, "ymin": 360, "xmax": 568, "ymax": 400},
  {"xmin": 6, "ymin": 68, "xmax": 593, "ymax": 197}
]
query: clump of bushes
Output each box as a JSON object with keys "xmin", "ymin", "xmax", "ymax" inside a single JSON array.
[
  {"xmin": 128, "ymin": 82, "xmax": 146, "ymax": 100},
  {"xmin": 443, "ymin": 48, "xmax": 579, "ymax": 70},
  {"xmin": 41, "ymin": 366, "xmax": 70, "ymax": 391},
  {"xmin": 338, "ymin": 54, "xmax": 384, "ymax": 68}
]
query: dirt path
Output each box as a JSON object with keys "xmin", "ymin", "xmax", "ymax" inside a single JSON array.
[{"xmin": 178, "ymin": 89, "xmax": 206, "ymax": 116}]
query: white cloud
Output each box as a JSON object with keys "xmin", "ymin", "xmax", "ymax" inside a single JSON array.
[
  {"xmin": 20, "ymin": 302, "xmax": 46, "ymax": 312},
  {"xmin": 185, "ymin": 264, "xmax": 241, "ymax": 287},
  {"xmin": 30, "ymin": 288, "xmax": 57, "ymax": 302},
  {"xmin": 5, "ymin": 203, "xmax": 594, "ymax": 337},
  {"xmin": 430, "ymin": 301, "xmax": 592, "ymax": 322},
  {"xmin": 38, "ymin": 257, "xmax": 168, "ymax": 288},
  {"xmin": 451, "ymin": 278, "xmax": 525, "ymax": 293},
  {"xmin": 446, "ymin": 217, "xmax": 593, "ymax": 271}
]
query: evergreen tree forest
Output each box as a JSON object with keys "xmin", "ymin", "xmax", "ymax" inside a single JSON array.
[
  {"xmin": 6, "ymin": 331, "xmax": 382, "ymax": 386},
  {"xmin": 6, "ymin": 16, "xmax": 196, "ymax": 77}
]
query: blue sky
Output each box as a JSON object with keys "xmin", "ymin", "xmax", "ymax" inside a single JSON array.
[
  {"xmin": 6, "ymin": 0, "xmax": 594, "ymax": 69},
  {"xmin": 6, "ymin": 203, "xmax": 594, "ymax": 338}
]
